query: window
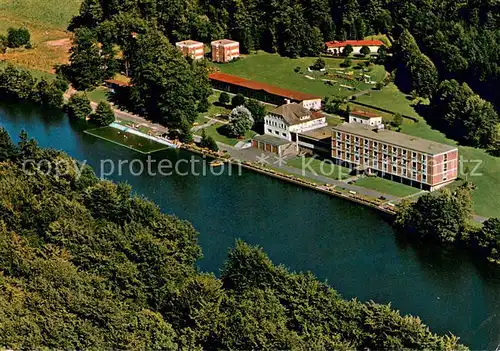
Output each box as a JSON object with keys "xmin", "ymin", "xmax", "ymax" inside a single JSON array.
[
  {"xmin": 336, "ymin": 132, "xmax": 341, "ymax": 140},
  {"xmin": 355, "ymin": 137, "xmax": 359, "ymax": 144},
  {"xmin": 346, "ymin": 135, "xmax": 350, "ymax": 140},
  {"xmin": 423, "ymin": 174, "xmax": 427, "ymax": 183},
  {"xmin": 267, "ymin": 128, "xmax": 272, "ymax": 133},
  {"xmin": 364, "ymin": 158, "xmax": 369, "ymax": 165},
  {"xmin": 374, "ymin": 151, "xmax": 378, "ymax": 158},
  {"xmin": 346, "ymin": 153, "xmax": 351, "ymax": 160},
  {"xmin": 383, "ymin": 144, "xmax": 388, "ymax": 151},
  {"xmin": 355, "ymin": 155, "xmax": 360, "ymax": 162},
  {"xmin": 337, "ymin": 150, "xmax": 342, "ymax": 157},
  {"xmin": 392, "ymin": 165, "xmax": 397, "ymax": 173},
  {"xmin": 275, "ymin": 131, "xmax": 279, "ymax": 135},
  {"xmin": 282, "ymin": 132, "xmax": 286, "ymax": 137},
  {"xmin": 412, "ymin": 171, "xmax": 417, "ymax": 179},
  {"xmin": 364, "ymin": 139, "xmax": 369, "ymax": 146},
  {"xmin": 402, "ymin": 149, "xmax": 407, "ymax": 156},
  {"xmin": 443, "ymin": 174, "xmax": 448, "ymax": 181},
  {"xmin": 374, "ymin": 142, "xmax": 378, "ymax": 148},
  {"xmin": 392, "ymin": 156, "xmax": 397, "ymax": 163},
  {"xmin": 444, "ymin": 153, "xmax": 448, "ymax": 162},
  {"xmin": 444, "ymin": 163, "xmax": 448, "ymax": 171},
  {"xmin": 412, "ymin": 152, "xmax": 417, "ymax": 159},
  {"xmin": 412, "ymin": 161, "xmax": 417, "ymax": 169}
]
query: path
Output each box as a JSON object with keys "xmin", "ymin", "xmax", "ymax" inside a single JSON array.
[
  {"xmin": 217, "ymin": 144, "xmax": 399, "ymax": 201},
  {"xmin": 64, "ymin": 88, "xmax": 169, "ymax": 134}
]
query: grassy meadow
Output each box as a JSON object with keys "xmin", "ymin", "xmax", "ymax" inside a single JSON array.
[
  {"xmin": 0, "ymin": 0, "xmax": 81, "ymax": 72},
  {"xmin": 213, "ymin": 51, "xmax": 386, "ymax": 99}
]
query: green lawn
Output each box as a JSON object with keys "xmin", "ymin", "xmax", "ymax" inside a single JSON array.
[
  {"xmin": 85, "ymin": 126, "xmax": 169, "ymax": 154},
  {"xmin": 326, "ymin": 115, "xmax": 344, "ymax": 126},
  {"xmin": 0, "ymin": 0, "xmax": 81, "ymax": 30},
  {"xmin": 86, "ymin": 87, "xmax": 109, "ymax": 103},
  {"xmin": 357, "ymin": 83, "xmax": 500, "ymax": 218},
  {"xmin": 213, "ymin": 51, "xmax": 386, "ymax": 99},
  {"xmin": 354, "ymin": 177, "xmax": 421, "ymax": 198},
  {"xmin": 0, "ymin": 61, "xmax": 55, "ymax": 80},
  {"xmin": 287, "ymin": 156, "xmax": 351, "ymax": 180},
  {"xmin": 195, "ymin": 122, "xmax": 257, "ymax": 146},
  {"xmin": 195, "ymin": 92, "xmax": 232, "ymax": 125}
]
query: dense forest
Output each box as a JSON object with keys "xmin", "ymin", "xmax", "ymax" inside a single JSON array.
[
  {"xmin": 65, "ymin": 0, "xmax": 500, "ymax": 148},
  {"xmin": 0, "ymin": 128, "xmax": 466, "ymax": 349},
  {"xmin": 70, "ymin": 0, "xmax": 499, "ymax": 105}
]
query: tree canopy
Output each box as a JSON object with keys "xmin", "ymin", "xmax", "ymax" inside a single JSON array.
[{"xmin": 0, "ymin": 129, "xmax": 467, "ymax": 349}]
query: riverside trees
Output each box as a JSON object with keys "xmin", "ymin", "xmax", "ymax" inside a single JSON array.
[{"xmin": 0, "ymin": 130, "xmax": 467, "ymax": 349}]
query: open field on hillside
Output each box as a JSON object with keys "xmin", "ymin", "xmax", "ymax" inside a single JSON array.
[
  {"xmin": 213, "ymin": 51, "xmax": 386, "ymax": 99},
  {"xmin": 0, "ymin": 0, "xmax": 81, "ymax": 72},
  {"xmin": 356, "ymin": 84, "xmax": 500, "ymax": 218}
]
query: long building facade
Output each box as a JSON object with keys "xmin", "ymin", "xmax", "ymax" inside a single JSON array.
[{"xmin": 331, "ymin": 123, "xmax": 458, "ymax": 191}]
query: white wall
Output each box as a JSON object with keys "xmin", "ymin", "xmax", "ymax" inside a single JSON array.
[
  {"xmin": 348, "ymin": 115, "xmax": 383, "ymax": 126},
  {"xmin": 264, "ymin": 114, "xmax": 291, "ymax": 140},
  {"xmin": 301, "ymin": 99, "xmax": 322, "ymax": 110},
  {"xmin": 290, "ymin": 117, "xmax": 327, "ymax": 133}
]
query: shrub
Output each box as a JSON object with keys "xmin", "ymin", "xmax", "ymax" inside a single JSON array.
[
  {"xmin": 219, "ymin": 92, "xmax": 230, "ymax": 104},
  {"xmin": 7, "ymin": 27, "xmax": 30, "ymax": 48},
  {"xmin": 90, "ymin": 101, "xmax": 115, "ymax": 126},
  {"xmin": 66, "ymin": 93, "xmax": 92, "ymax": 121},
  {"xmin": 231, "ymin": 93, "xmax": 246, "ymax": 108}
]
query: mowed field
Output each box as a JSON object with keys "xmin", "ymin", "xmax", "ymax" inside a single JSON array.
[
  {"xmin": 213, "ymin": 51, "xmax": 387, "ymax": 99},
  {"xmin": 0, "ymin": 0, "xmax": 81, "ymax": 72},
  {"xmin": 355, "ymin": 84, "xmax": 500, "ymax": 218}
]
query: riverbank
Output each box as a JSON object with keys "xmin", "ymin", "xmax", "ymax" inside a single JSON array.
[{"xmin": 180, "ymin": 143, "xmax": 397, "ymax": 217}]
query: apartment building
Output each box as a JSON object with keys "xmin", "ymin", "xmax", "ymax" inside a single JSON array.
[
  {"xmin": 175, "ymin": 40, "xmax": 205, "ymax": 60},
  {"xmin": 211, "ymin": 39, "xmax": 240, "ymax": 63},
  {"xmin": 331, "ymin": 123, "xmax": 459, "ymax": 191}
]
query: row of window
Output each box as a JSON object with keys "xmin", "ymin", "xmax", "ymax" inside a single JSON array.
[
  {"xmin": 335, "ymin": 133, "xmax": 429, "ymax": 162},
  {"xmin": 335, "ymin": 146, "xmax": 428, "ymax": 165},
  {"xmin": 267, "ymin": 128, "xmax": 287, "ymax": 138},
  {"xmin": 268, "ymin": 119, "xmax": 287, "ymax": 130}
]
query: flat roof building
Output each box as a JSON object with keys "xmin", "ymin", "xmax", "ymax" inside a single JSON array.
[
  {"xmin": 176, "ymin": 40, "xmax": 205, "ymax": 60},
  {"xmin": 211, "ymin": 39, "xmax": 240, "ymax": 63},
  {"xmin": 349, "ymin": 110, "xmax": 383, "ymax": 127},
  {"xmin": 331, "ymin": 123, "xmax": 458, "ymax": 191}
]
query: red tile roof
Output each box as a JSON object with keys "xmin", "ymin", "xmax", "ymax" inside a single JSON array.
[
  {"xmin": 325, "ymin": 40, "xmax": 384, "ymax": 48},
  {"xmin": 208, "ymin": 72, "xmax": 320, "ymax": 101},
  {"xmin": 350, "ymin": 109, "xmax": 381, "ymax": 119}
]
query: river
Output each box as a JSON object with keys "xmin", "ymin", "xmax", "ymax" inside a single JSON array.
[{"xmin": 1, "ymin": 100, "xmax": 499, "ymax": 349}]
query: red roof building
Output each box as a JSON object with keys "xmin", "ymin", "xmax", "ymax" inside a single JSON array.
[
  {"xmin": 325, "ymin": 39, "xmax": 384, "ymax": 55},
  {"xmin": 208, "ymin": 72, "xmax": 321, "ymax": 109}
]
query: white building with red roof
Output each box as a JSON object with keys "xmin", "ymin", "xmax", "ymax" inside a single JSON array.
[
  {"xmin": 349, "ymin": 110, "xmax": 383, "ymax": 127},
  {"xmin": 325, "ymin": 39, "xmax": 384, "ymax": 55}
]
